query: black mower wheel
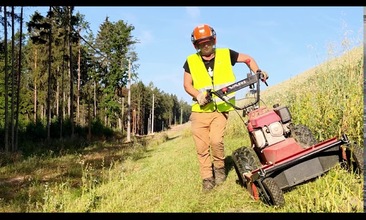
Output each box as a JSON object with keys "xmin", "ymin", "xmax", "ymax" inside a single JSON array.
[
  {"xmin": 341, "ymin": 146, "xmax": 363, "ymax": 175},
  {"xmin": 289, "ymin": 124, "xmax": 317, "ymax": 149},
  {"xmin": 261, "ymin": 177, "xmax": 285, "ymax": 207},
  {"xmin": 232, "ymin": 147, "xmax": 260, "ymax": 186}
]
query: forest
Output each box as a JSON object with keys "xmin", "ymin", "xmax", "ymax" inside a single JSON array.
[{"xmin": 0, "ymin": 6, "xmax": 192, "ymax": 153}]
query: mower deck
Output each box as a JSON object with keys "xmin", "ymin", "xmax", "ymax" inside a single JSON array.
[{"xmin": 250, "ymin": 135, "xmax": 346, "ymax": 190}]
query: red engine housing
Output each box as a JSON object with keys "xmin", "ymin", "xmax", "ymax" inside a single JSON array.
[
  {"xmin": 261, "ymin": 138, "xmax": 304, "ymax": 164},
  {"xmin": 246, "ymin": 107, "xmax": 304, "ymax": 164},
  {"xmin": 247, "ymin": 107, "xmax": 281, "ymax": 132}
]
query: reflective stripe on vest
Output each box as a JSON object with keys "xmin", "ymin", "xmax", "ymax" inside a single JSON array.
[{"xmin": 187, "ymin": 48, "xmax": 236, "ymax": 112}]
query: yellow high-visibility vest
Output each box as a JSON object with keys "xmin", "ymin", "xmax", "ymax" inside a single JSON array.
[{"xmin": 187, "ymin": 48, "xmax": 236, "ymax": 112}]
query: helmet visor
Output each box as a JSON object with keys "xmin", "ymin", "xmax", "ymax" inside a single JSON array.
[{"xmin": 196, "ymin": 37, "xmax": 214, "ymax": 46}]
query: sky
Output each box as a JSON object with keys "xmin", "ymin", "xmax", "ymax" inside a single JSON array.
[{"xmin": 22, "ymin": 6, "xmax": 363, "ymax": 103}]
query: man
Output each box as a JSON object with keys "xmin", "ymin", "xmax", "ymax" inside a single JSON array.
[{"xmin": 182, "ymin": 24, "xmax": 268, "ymax": 192}]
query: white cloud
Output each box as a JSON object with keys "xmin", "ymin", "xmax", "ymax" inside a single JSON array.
[
  {"xmin": 137, "ymin": 30, "xmax": 153, "ymax": 47},
  {"xmin": 185, "ymin": 7, "xmax": 200, "ymax": 20}
]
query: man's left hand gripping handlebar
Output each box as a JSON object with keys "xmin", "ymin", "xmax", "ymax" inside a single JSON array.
[{"xmin": 256, "ymin": 69, "xmax": 268, "ymax": 86}]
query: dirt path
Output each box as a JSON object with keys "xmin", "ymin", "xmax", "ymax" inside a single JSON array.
[{"xmin": 168, "ymin": 122, "xmax": 190, "ymax": 132}]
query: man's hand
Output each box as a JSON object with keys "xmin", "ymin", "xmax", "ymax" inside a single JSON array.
[
  {"xmin": 256, "ymin": 69, "xmax": 268, "ymax": 81},
  {"xmin": 261, "ymin": 71, "xmax": 269, "ymax": 81},
  {"xmin": 196, "ymin": 92, "xmax": 209, "ymax": 106}
]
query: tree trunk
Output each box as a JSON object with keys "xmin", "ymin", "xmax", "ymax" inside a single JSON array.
[
  {"xmin": 10, "ymin": 6, "xmax": 15, "ymax": 151},
  {"xmin": 34, "ymin": 49, "xmax": 38, "ymax": 123},
  {"xmin": 15, "ymin": 6, "xmax": 23, "ymax": 151},
  {"xmin": 56, "ymin": 67, "xmax": 59, "ymax": 116},
  {"xmin": 87, "ymin": 94, "xmax": 91, "ymax": 141},
  {"xmin": 77, "ymin": 28, "xmax": 81, "ymax": 123},
  {"xmin": 60, "ymin": 35, "xmax": 66, "ymax": 139},
  {"xmin": 4, "ymin": 6, "xmax": 9, "ymax": 152},
  {"xmin": 121, "ymin": 97, "xmax": 124, "ymax": 134},
  {"xmin": 46, "ymin": 6, "xmax": 52, "ymax": 141},
  {"xmin": 68, "ymin": 6, "xmax": 74, "ymax": 138},
  {"xmin": 94, "ymin": 80, "xmax": 97, "ymax": 117}
]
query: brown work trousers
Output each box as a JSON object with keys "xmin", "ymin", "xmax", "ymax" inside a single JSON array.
[{"xmin": 190, "ymin": 111, "xmax": 229, "ymax": 180}]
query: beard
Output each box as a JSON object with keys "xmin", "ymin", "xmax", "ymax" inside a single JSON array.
[{"xmin": 199, "ymin": 45, "xmax": 215, "ymax": 56}]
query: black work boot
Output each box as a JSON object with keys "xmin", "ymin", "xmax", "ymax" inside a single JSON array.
[
  {"xmin": 202, "ymin": 177, "xmax": 215, "ymax": 192},
  {"xmin": 214, "ymin": 167, "xmax": 227, "ymax": 185}
]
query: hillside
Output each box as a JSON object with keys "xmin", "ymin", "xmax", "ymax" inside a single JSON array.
[{"xmin": 262, "ymin": 46, "xmax": 362, "ymax": 97}]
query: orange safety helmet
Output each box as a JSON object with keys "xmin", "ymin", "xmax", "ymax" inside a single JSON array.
[{"xmin": 191, "ymin": 24, "xmax": 217, "ymax": 49}]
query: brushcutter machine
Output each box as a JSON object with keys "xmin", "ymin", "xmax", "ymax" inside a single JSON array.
[{"xmin": 206, "ymin": 70, "xmax": 363, "ymax": 207}]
